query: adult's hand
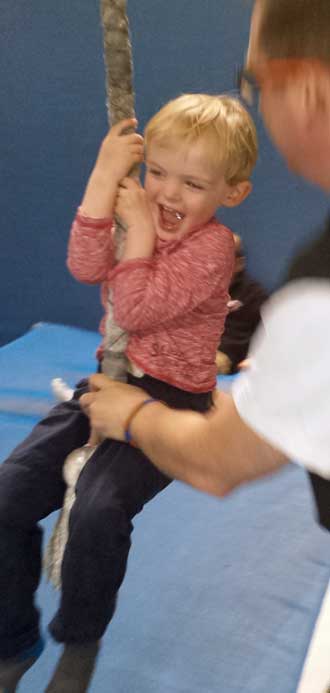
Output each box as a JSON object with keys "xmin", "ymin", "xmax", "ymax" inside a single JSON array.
[{"xmin": 80, "ymin": 374, "xmax": 149, "ymax": 441}]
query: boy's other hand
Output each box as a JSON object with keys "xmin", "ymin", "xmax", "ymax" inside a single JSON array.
[{"xmin": 116, "ymin": 177, "xmax": 153, "ymax": 230}]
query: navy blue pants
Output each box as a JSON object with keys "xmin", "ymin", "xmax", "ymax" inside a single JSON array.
[{"xmin": 0, "ymin": 373, "xmax": 212, "ymax": 657}]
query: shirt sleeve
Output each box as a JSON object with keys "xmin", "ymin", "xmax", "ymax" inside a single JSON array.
[
  {"xmin": 108, "ymin": 223, "xmax": 234, "ymax": 332},
  {"xmin": 67, "ymin": 209, "xmax": 116, "ymax": 284},
  {"xmin": 232, "ymin": 279, "xmax": 330, "ymax": 478}
]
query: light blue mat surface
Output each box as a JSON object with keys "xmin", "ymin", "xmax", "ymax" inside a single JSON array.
[{"xmin": 1, "ymin": 323, "xmax": 330, "ymax": 693}]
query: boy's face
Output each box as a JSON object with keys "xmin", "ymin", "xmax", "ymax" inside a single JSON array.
[
  {"xmin": 144, "ymin": 139, "xmax": 235, "ymax": 242},
  {"xmin": 247, "ymin": 1, "xmax": 330, "ymax": 189}
]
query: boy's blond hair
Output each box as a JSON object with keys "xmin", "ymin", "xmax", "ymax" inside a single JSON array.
[{"xmin": 144, "ymin": 94, "xmax": 258, "ymax": 185}]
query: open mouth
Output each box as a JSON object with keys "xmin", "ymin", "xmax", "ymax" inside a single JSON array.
[{"xmin": 159, "ymin": 205, "xmax": 184, "ymax": 232}]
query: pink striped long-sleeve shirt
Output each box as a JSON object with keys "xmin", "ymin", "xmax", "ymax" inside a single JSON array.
[{"xmin": 67, "ymin": 210, "xmax": 235, "ymax": 392}]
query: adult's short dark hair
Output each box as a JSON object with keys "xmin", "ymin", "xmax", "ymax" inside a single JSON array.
[{"xmin": 257, "ymin": 0, "xmax": 330, "ymax": 63}]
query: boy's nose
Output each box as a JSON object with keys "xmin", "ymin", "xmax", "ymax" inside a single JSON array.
[{"xmin": 163, "ymin": 179, "xmax": 181, "ymax": 202}]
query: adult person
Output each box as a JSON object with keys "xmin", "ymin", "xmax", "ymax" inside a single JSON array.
[{"xmin": 81, "ymin": 0, "xmax": 330, "ymax": 499}]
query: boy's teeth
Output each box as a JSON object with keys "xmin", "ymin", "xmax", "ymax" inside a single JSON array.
[{"xmin": 163, "ymin": 206, "xmax": 183, "ymax": 220}]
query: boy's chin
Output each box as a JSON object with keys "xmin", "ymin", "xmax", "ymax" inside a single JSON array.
[
  {"xmin": 156, "ymin": 227, "xmax": 185, "ymax": 242},
  {"xmin": 155, "ymin": 221, "xmax": 193, "ymax": 242}
]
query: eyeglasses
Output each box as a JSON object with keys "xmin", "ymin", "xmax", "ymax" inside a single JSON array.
[
  {"xmin": 237, "ymin": 58, "xmax": 328, "ymax": 108},
  {"xmin": 236, "ymin": 66, "xmax": 260, "ymax": 107}
]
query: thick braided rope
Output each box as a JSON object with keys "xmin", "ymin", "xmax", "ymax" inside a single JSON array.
[
  {"xmin": 101, "ymin": 0, "xmax": 138, "ymax": 380},
  {"xmin": 44, "ymin": 0, "xmax": 138, "ymax": 589},
  {"xmin": 101, "ymin": 0, "xmax": 136, "ymax": 127}
]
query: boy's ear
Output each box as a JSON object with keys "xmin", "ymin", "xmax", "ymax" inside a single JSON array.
[{"xmin": 222, "ymin": 181, "xmax": 252, "ymax": 208}]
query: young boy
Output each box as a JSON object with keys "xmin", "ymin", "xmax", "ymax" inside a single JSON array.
[{"xmin": 0, "ymin": 93, "xmax": 257, "ymax": 692}]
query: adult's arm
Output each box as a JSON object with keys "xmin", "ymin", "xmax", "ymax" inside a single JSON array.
[
  {"xmin": 80, "ymin": 375, "xmax": 288, "ymax": 497},
  {"xmin": 81, "ymin": 279, "xmax": 330, "ymax": 495},
  {"xmin": 123, "ymin": 387, "xmax": 288, "ymax": 496}
]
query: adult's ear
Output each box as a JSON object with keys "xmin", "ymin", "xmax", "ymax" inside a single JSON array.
[
  {"xmin": 287, "ymin": 68, "xmax": 330, "ymax": 127},
  {"xmin": 306, "ymin": 70, "xmax": 330, "ymax": 120},
  {"xmin": 222, "ymin": 180, "xmax": 252, "ymax": 208}
]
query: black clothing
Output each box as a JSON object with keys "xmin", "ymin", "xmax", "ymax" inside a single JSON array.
[{"xmin": 219, "ymin": 271, "xmax": 268, "ymax": 373}]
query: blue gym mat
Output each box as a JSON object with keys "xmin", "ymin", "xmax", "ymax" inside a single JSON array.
[{"xmin": 1, "ymin": 322, "xmax": 330, "ymax": 693}]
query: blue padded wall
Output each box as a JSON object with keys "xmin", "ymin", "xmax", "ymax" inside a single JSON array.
[{"xmin": 1, "ymin": 0, "xmax": 328, "ymax": 345}]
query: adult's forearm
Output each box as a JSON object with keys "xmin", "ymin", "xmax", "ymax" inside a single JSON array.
[
  {"xmin": 81, "ymin": 377, "xmax": 288, "ymax": 498},
  {"xmin": 130, "ymin": 392, "xmax": 288, "ymax": 497},
  {"xmin": 130, "ymin": 401, "xmax": 226, "ymax": 495}
]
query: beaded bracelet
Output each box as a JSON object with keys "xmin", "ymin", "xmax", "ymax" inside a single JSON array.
[{"xmin": 124, "ymin": 397, "xmax": 160, "ymax": 445}]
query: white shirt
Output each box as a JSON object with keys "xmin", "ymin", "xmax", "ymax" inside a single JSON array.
[{"xmin": 232, "ymin": 279, "xmax": 330, "ymax": 479}]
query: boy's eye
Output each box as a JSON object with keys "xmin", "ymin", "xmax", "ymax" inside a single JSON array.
[
  {"xmin": 186, "ymin": 180, "xmax": 204, "ymax": 190},
  {"xmin": 148, "ymin": 167, "xmax": 163, "ymax": 177}
]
